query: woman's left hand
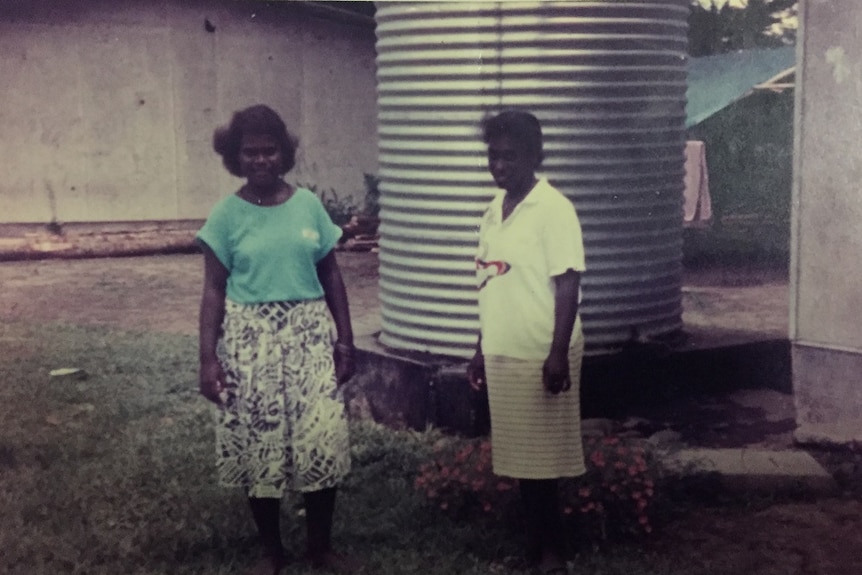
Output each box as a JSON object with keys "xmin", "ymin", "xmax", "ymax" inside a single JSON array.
[
  {"xmin": 542, "ymin": 350, "xmax": 570, "ymax": 395},
  {"xmin": 334, "ymin": 341, "xmax": 356, "ymax": 386}
]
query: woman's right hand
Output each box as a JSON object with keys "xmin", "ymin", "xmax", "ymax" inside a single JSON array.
[
  {"xmin": 199, "ymin": 358, "xmax": 226, "ymax": 405},
  {"xmin": 467, "ymin": 350, "xmax": 486, "ymax": 391}
]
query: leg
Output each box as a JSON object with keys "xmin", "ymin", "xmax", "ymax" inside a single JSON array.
[
  {"xmin": 248, "ymin": 497, "xmax": 287, "ymax": 575},
  {"xmin": 304, "ymin": 487, "xmax": 336, "ymax": 561},
  {"xmin": 287, "ymin": 302, "xmax": 355, "ymax": 571},
  {"xmin": 520, "ymin": 479, "xmax": 566, "ymax": 574},
  {"xmin": 304, "ymin": 487, "xmax": 359, "ymax": 573}
]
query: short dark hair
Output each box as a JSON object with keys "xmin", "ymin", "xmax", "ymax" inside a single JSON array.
[
  {"xmin": 480, "ymin": 110, "xmax": 544, "ymax": 167},
  {"xmin": 213, "ymin": 104, "xmax": 299, "ymax": 177}
]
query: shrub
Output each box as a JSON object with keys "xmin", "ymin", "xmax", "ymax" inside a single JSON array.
[
  {"xmin": 310, "ymin": 185, "xmax": 358, "ymax": 226},
  {"xmin": 414, "ymin": 439, "xmax": 518, "ymax": 522},
  {"xmin": 414, "ymin": 435, "xmax": 661, "ymax": 544},
  {"xmin": 560, "ymin": 436, "xmax": 657, "ymax": 542},
  {"xmin": 362, "ymin": 173, "xmax": 381, "ymax": 218},
  {"xmin": 687, "ymin": 90, "xmax": 793, "ymax": 226},
  {"xmin": 299, "ymin": 175, "xmax": 381, "ymax": 226}
]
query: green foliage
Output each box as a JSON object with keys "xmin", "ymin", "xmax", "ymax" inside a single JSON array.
[
  {"xmin": 299, "ymin": 174, "xmax": 381, "ymax": 226},
  {"xmin": 682, "ymin": 221, "xmax": 790, "ymax": 270},
  {"xmin": 0, "ymin": 323, "xmax": 251, "ymax": 575},
  {"xmin": 689, "ymin": 0, "xmax": 797, "ymax": 56},
  {"xmin": 362, "ymin": 173, "xmax": 381, "ymax": 218},
  {"xmin": 0, "ymin": 323, "xmax": 525, "ymax": 575},
  {"xmin": 689, "ymin": 91, "xmax": 794, "ymax": 222},
  {"xmin": 564, "ymin": 437, "xmax": 659, "ymax": 541},
  {"xmin": 0, "ymin": 320, "xmax": 766, "ymax": 575},
  {"xmin": 302, "ymin": 183, "xmax": 358, "ymax": 226},
  {"xmin": 415, "ymin": 438, "xmax": 518, "ymax": 521},
  {"xmin": 685, "ymin": 90, "xmax": 793, "ymax": 268}
]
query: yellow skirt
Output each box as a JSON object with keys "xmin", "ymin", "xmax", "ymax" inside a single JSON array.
[{"xmin": 484, "ymin": 317, "xmax": 585, "ymax": 479}]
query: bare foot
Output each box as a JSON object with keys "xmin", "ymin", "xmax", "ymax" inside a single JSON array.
[{"xmin": 308, "ymin": 550, "xmax": 362, "ymax": 574}]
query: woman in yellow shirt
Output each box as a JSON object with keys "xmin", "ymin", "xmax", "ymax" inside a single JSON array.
[{"xmin": 469, "ymin": 110, "xmax": 587, "ymax": 575}]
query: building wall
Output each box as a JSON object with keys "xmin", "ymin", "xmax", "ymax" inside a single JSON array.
[
  {"xmin": 0, "ymin": 0, "xmax": 378, "ymax": 225},
  {"xmin": 792, "ymin": 0, "xmax": 862, "ymax": 441}
]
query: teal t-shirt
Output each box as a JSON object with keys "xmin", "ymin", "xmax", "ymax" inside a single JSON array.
[{"xmin": 196, "ymin": 187, "xmax": 343, "ymax": 304}]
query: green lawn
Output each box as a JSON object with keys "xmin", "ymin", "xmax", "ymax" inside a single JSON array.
[{"xmin": 0, "ymin": 321, "xmax": 778, "ymax": 575}]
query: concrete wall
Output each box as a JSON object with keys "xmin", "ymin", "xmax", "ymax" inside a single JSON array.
[
  {"xmin": 0, "ymin": 0, "xmax": 378, "ymax": 225},
  {"xmin": 792, "ymin": 0, "xmax": 862, "ymax": 443}
]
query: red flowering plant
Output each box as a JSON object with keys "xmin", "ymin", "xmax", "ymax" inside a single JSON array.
[
  {"xmin": 414, "ymin": 434, "xmax": 662, "ymax": 544},
  {"xmin": 414, "ymin": 438, "xmax": 517, "ymax": 521},
  {"xmin": 559, "ymin": 436, "xmax": 659, "ymax": 542}
]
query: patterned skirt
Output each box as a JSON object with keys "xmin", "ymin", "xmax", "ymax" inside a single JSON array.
[
  {"xmin": 214, "ymin": 298, "xmax": 351, "ymax": 498},
  {"xmin": 484, "ymin": 316, "xmax": 586, "ymax": 480}
]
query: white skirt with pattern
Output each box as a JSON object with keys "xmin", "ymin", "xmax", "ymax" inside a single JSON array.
[{"xmin": 214, "ymin": 298, "xmax": 351, "ymax": 498}]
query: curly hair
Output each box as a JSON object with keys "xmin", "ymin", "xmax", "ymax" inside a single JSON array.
[
  {"xmin": 480, "ymin": 110, "xmax": 544, "ymax": 168},
  {"xmin": 213, "ymin": 104, "xmax": 299, "ymax": 177}
]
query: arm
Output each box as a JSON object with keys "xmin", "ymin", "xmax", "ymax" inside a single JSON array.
[
  {"xmin": 316, "ymin": 250, "xmax": 355, "ymax": 385},
  {"xmin": 467, "ymin": 333, "xmax": 485, "ymax": 391},
  {"xmin": 544, "ymin": 269, "xmax": 581, "ymax": 394},
  {"xmin": 199, "ymin": 245, "xmax": 229, "ymax": 404}
]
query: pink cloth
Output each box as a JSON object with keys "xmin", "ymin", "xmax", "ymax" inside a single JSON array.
[{"xmin": 683, "ymin": 140, "xmax": 713, "ymax": 228}]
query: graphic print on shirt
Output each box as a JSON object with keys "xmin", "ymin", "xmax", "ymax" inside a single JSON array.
[
  {"xmin": 476, "ymin": 258, "xmax": 511, "ymax": 290},
  {"xmin": 476, "ymin": 205, "xmax": 512, "ymax": 290},
  {"xmin": 302, "ymin": 228, "xmax": 321, "ymax": 242}
]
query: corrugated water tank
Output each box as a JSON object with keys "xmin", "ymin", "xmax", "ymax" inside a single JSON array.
[{"xmin": 375, "ymin": 1, "xmax": 689, "ymax": 357}]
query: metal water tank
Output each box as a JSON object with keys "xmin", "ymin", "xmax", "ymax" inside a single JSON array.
[{"xmin": 376, "ymin": 1, "xmax": 688, "ymax": 357}]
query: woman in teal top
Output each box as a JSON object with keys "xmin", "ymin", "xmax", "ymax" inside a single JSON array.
[{"xmin": 197, "ymin": 105, "xmax": 357, "ymax": 575}]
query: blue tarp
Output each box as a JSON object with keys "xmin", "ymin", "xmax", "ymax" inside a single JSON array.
[{"xmin": 686, "ymin": 47, "xmax": 795, "ymax": 128}]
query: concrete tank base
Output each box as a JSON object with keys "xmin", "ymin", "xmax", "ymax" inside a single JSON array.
[{"xmin": 345, "ymin": 327, "xmax": 791, "ymax": 437}]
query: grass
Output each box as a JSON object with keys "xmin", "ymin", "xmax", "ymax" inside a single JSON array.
[
  {"xmin": 682, "ymin": 218, "xmax": 790, "ymax": 272},
  {"xmin": 0, "ymin": 320, "xmax": 808, "ymax": 575}
]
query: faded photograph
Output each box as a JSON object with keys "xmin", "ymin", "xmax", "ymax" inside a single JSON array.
[{"xmin": 4, "ymin": 2, "xmax": 861, "ymax": 575}]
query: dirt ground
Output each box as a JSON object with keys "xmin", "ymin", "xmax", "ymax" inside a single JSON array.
[
  {"xmin": 3, "ymin": 252, "xmax": 862, "ymax": 574},
  {"xmin": 0, "ymin": 252, "xmax": 382, "ymax": 337},
  {"xmin": 0, "ymin": 251, "xmax": 788, "ymax": 338}
]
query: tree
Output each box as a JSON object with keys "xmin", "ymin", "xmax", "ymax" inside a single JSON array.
[{"xmin": 689, "ymin": 0, "xmax": 797, "ymax": 57}]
